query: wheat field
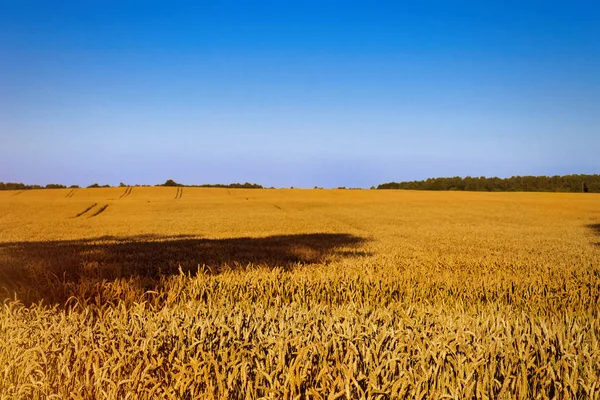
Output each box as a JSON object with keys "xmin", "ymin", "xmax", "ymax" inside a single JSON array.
[{"xmin": 0, "ymin": 187, "xmax": 599, "ymax": 399}]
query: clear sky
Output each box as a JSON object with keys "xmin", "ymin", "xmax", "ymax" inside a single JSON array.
[{"xmin": 1, "ymin": 1, "xmax": 598, "ymax": 188}]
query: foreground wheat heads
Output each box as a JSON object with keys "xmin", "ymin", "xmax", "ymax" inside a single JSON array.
[{"xmin": 0, "ymin": 188, "xmax": 599, "ymax": 399}]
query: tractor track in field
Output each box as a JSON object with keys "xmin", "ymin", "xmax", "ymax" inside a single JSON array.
[
  {"xmin": 66, "ymin": 188, "xmax": 77, "ymax": 198},
  {"xmin": 119, "ymin": 186, "xmax": 133, "ymax": 199},
  {"xmin": 73, "ymin": 203, "xmax": 98, "ymax": 218},
  {"xmin": 89, "ymin": 204, "xmax": 109, "ymax": 217},
  {"xmin": 175, "ymin": 187, "xmax": 183, "ymax": 200}
]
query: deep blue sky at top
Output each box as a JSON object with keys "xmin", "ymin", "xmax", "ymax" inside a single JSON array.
[{"xmin": 1, "ymin": 1, "xmax": 598, "ymax": 187}]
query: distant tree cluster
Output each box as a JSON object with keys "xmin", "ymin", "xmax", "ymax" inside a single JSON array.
[
  {"xmin": 158, "ymin": 179, "xmax": 183, "ymax": 187},
  {"xmin": 157, "ymin": 180, "xmax": 263, "ymax": 189},
  {"xmin": 0, "ymin": 182, "xmax": 69, "ymax": 190},
  {"xmin": 377, "ymin": 175, "xmax": 600, "ymax": 193},
  {"xmin": 196, "ymin": 182, "xmax": 263, "ymax": 189},
  {"xmin": 0, "ymin": 180, "xmax": 265, "ymax": 191}
]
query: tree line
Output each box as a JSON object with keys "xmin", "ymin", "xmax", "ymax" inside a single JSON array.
[
  {"xmin": 158, "ymin": 179, "xmax": 263, "ymax": 189},
  {"xmin": 0, "ymin": 182, "xmax": 120, "ymax": 190},
  {"xmin": 3, "ymin": 175, "xmax": 598, "ymax": 192},
  {"xmin": 0, "ymin": 180, "xmax": 264, "ymax": 190},
  {"xmin": 377, "ymin": 175, "xmax": 600, "ymax": 192},
  {"xmin": 0, "ymin": 182, "xmax": 77, "ymax": 190}
]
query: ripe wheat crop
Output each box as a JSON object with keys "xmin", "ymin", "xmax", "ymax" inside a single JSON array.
[{"xmin": 0, "ymin": 188, "xmax": 599, "ymax": 399}]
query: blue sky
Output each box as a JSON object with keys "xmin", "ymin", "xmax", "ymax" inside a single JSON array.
[{"xmin": 1, "ymin": 1, "xmax": 598, "ymax": 187}]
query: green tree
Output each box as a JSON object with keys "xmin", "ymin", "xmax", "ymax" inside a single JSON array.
[{"xmin": 162, "ymin": 179, "xmax": 180, "ymax": 187}]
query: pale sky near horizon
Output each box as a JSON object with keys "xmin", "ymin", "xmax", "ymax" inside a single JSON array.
[{"xmin": 1, "ymin": 1, "xmax": 599, "ymax": 188}]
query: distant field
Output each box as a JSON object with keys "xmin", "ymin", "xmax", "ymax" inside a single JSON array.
[{"xmin": 1, "ymin": 188, "xmax": 599, "ymax": 399}]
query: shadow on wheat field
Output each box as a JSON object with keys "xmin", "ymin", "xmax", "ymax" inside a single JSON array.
[
  {"xmin": 0, "ymin": 233, "xmax": 369, "ymax": 306},
  {"xmin": 588, "ymin": 224, "xmax": 600, "ymax": 247}
]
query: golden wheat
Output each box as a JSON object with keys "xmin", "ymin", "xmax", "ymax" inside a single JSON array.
[{"xmin": 0, "ymin": 188, "xmax": 599, "ymax": 399}]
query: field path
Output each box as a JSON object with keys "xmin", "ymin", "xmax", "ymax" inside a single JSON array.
[{"xmin": 66, "ymin": 188, "xmax": 77, "ymax": 198}]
